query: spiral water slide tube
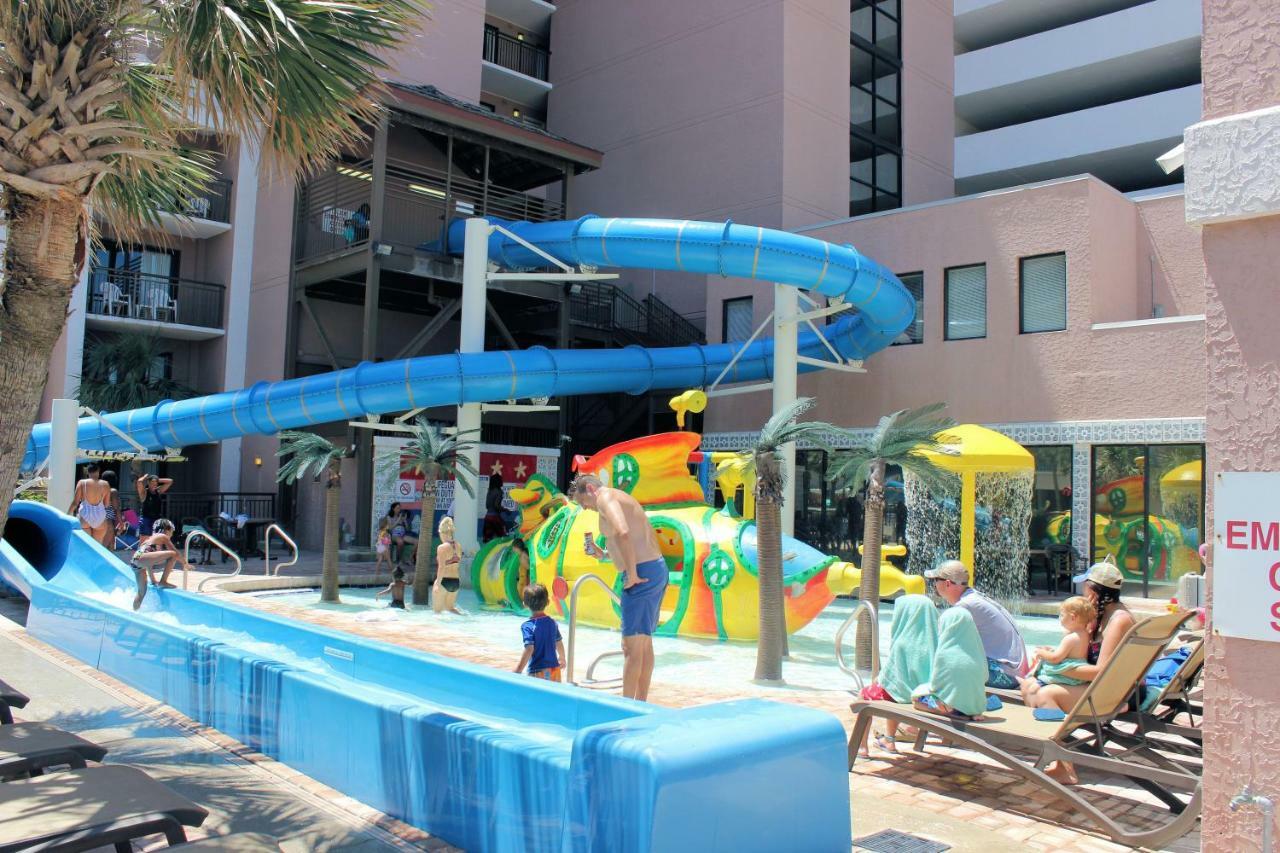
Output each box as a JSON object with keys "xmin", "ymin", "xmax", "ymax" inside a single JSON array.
[{"xmin": 24, "ymin": 216, "xmax": 911, "ymax": 468}]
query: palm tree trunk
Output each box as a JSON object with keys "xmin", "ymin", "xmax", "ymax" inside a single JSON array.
[
  {"xmin": 0, "ymin": 197, "xmax": 87, "ymax": 535},
  {"xmin": 856, "ymin": 460, "xmax": 886, "ymax": 671},
  {"xmin": 754, "ymin": 453, "xmax": 785, "ymax": 683},
  {"xmin": 321, "ymin": 463, "xmax": 341, "ymax": 603},
  {"xmin": 412, "ymin": 477, "xmax": 437, "ymax": 605}
]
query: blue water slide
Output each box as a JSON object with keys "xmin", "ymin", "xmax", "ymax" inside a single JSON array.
[{"xmin": 24, "ymin": 217, "xmax": 910, "ymax": 468}]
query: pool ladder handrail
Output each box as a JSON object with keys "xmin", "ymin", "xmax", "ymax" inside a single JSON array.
[
  {"xmin": 564, "ymin": 573, "xmax": 625, "ymax": 690},
  {"xmin": 834, "ymin": 600, "xmax": 880, "ymax": 693},
  {"xmin": 183, "ymin": 530, "xmax": 243, "ymax": 593},
  {"xmin": 264, "ymin": 524, "xmax": 299, "ymax": 576}
]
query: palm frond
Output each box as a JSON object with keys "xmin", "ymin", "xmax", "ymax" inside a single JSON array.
[
  {"xmin": 157, "ymin": 0, "xmax": 424, "ymax": 174},
  {"xmin": 399, "ymin": 420, "xmax": 480, "ymax": 497},
  {"xmin": 276, "ymin": 430, "xmax": 346, "ymax": 484},
  {"xmin": 828, "ymin": 403, "xmax": 957, "ymax": 491},
  {"xmin": 76, "ymin": 333, "xmax": 195, "ymax": 411}
]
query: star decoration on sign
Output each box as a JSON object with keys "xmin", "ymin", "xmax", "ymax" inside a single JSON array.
[
  {"xmin": 514, "ymin": 460, "xmax": 528, "ymax": 479},
  {"xmin": 489, "ymin": 459, "xmax": 504, "ymax": 476}
]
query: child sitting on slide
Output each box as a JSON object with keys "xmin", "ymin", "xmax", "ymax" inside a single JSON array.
[{"xmin": 1019, "ymin": 595, "xmax": 1094, "ymax": 705}]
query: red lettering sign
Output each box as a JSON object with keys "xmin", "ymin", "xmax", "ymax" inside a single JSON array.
[
  {"xmin": 1227, "ymin": 520, "xmax": 1248, "ymax": 548},
  {"xmin": 1271, "ymin": 562, "xmax": 1280, "ymax": 593},
  {"xmin": 1272, "ymin": 601, "xmax": 1280, "ymax": 632},
  {"xmin": 1254, "ymin": 522, "xmax": 1280, "ymax": 550}
]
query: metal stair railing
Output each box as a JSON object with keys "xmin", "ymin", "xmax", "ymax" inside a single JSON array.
[
  {"xmin": 264, "ymin": 524, "xmax": 300, "ymax": 576},
  {"xmin": 834, "ymin": 600, "xmax": 880, "ymax": 693},
  {"xmin": 564, "ymin": 573, "xmax": 625, "ymax": 690},
  {"xmin": 183, "ymin": 530, "xmax": 244, "ymax": 592}
]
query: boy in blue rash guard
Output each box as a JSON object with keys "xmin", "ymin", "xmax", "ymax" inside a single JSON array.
[
  {"xmin": 515, "ymin": 583, "xmax": 565, "ymax": 681},
  {"xmin": 570, "ymin": 473, "xmax": 668, "ymax": 702}
]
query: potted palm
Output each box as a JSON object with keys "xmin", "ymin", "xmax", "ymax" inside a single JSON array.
[
  {"xmin": 399, "ymin": 420, "xmax": 479, "ymax": 606},
  {"xmin": 276, "ymin": 431, "xmax": 351, "ymax": 603},
  {"xmin": 828, "ymin": 404, "xmax": 957, "ymax": 669},
  {"xmin": 0, "ymin": 0, "xmax": 418, "ymax": 537},
  {"xmin": 729, "ymin": 398, "xmax": 839, "ymax": 683}
]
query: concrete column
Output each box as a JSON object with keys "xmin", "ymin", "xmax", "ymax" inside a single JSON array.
[
  {"xmin": 62, "ymin": 263, "xmax": 90, "ymax": 398},
  {"xmin": 355, "ymin": 118, "xmax": 389, "ymax": 546},
  {"xmin": 454, "ymin": 218, "xmax": 489, "ymax": 559},
  {"xmin": 48, "ymin": 399, "xmax": 79, "ymax": 512},
  {"xmin": 772, "ymin": 284, "xmax": 798, "ymax": 537},
  {"xmin": 218, "ymin": 137, "xmax": 261, "ymax": 492}
]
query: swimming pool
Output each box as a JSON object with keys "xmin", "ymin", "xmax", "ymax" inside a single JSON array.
[{"xmin": 253, "ymin": 587, "xmax": 1064, "ymax": 692}]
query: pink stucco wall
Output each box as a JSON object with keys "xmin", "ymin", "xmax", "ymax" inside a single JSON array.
[
  {"xmin": 704, "ymin": 176, "xmax": 1207, "ymax": 433},
  {"xmin": 549, "ymin": 0, "xmax": 848, "ymax": 324},
  {"xmin": 1201, "ymin": 3, "xmax": 1280, "ymax": 848},
  {"xmin": 383, "ymin": 4, "xmax": 483, "ymax": 101},
  {"xmin": 900, "ymin": 0, "xmax": 955, "ymax": 206}
]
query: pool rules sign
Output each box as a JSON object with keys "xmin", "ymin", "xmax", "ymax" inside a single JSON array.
[{"xmin": 1214, "ymin": 472, "xmax": 1280, "ymax": 642}]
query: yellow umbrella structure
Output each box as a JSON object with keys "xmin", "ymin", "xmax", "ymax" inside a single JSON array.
[
  {"xmin": 1159, "ymin": 460, "xmax": 1202, "ymax": 498},
  {"xmin": 918, "ymin": 424, "xmax": 1035, "ymax": 586}
]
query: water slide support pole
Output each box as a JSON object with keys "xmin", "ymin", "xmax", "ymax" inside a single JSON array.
[
  {"xmin": 455, "ymin": 218, "xmax": 489, "ymax": 564},
  {"xmin": 773, "ymin": 285, "xmax": 798, "ymax": 537},
  {"xmin": 960, "ymin": 470, "xmax": 977, "ymax": 586},
  {"xmin": 48, "ymin": 399, "xmax": 78, "ymax": 512}
]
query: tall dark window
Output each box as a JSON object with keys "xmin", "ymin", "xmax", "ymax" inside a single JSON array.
[
  {"xmin": 892, "ymin": 271, "xmax": 923, "ymax": 344},
  {"xmin": 850, "ymin": 0, "xmax": 901, "ymax": 216},
  {"xmin": 722, "ymin": 296, "xmax": 754, "ymax": 343}
]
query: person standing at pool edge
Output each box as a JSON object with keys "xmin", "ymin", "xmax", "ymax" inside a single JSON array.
[
  {"xmin": 570, "ymin": 473, "xmax": 667, "ymax": 701},
  {"xmin": 925, "ymin": 560, "xmax": 1028, "ymax": 689}
]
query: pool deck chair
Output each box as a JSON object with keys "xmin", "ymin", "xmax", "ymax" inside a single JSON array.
[
  {"xmin": 0, "ymin": 765, "xmax": 208, "ymax": 853},
  {"xmin": 172, "ymin": 833, "xmax": 283, "ymax": 851},
  {"xmin": 0, "ymin": 722, "xmax": 108, "ymax": 780},
  {"xmin": 848, "ymin": 610, "xmax": 1201, "ymax": 850},
  {"xmin": 0, "ymin": 679, "xmax": 29, "ymax": 726},
  {"xmin": 1118, "ymin": 638, "xmax": 1205, "ymax": 747}
]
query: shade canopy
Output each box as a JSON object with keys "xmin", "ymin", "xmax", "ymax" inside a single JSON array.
[{"xmin": 920, "ymin": 424, "xmax": 1034, "ymax": 474}]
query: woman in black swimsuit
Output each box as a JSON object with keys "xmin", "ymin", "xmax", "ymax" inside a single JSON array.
[
  {"xmin": 1028, "ymin": 558, "xmax": 1133, "ymax": 784},
  {"xmin": 433, "ymin": 516, "xmax": 464, "ymax": 615}
]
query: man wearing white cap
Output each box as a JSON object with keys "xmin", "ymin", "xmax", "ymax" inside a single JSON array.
[{"xmin": 924, "ymin": 560, "xmax": 1028, "ymax": 689}]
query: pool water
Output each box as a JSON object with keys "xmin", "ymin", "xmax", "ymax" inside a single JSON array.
[{"xmin": 253, "ymin": 587, "xmax": 1065, "ymax": 693}]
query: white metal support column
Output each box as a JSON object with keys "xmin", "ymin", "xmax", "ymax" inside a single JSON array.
[
  {"xmin": 773, "ymin": 284, "xmax": 798, "ymax": 537},
  {"xmin": 48, "ymin": 399, "xmax": 78, "ymax": 512},
  {"xmin": 454, "ymin": 218, "xmax": 489, "ymax": 561},
  {"xmin": 218, "ymin": 137, "xmax": 261, "ymax": 492}
]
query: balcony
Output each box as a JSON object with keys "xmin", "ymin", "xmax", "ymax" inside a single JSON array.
[
  {"xmin": 294, "ymin": 157, "xmax": 565, "ymax": 266},
  {"xmin": 152, "ymin": 177, "xmax": 234, "ymax": 239},
  {"xmin": 85, "ymin": 267, "xmax": 226, "ymax": 340},
  {"xmin": 481, "ymin": 26, "xmax": 552, "ymax": 107}
]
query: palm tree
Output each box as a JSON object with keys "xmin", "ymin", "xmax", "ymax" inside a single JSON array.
[
  {"xmin": 730, "ymin": 398, "xmax": 838, "ymax": 683},
  {"xmin": 399, "ymin": 419, "xmax": 479, "ymax": 606},
  {"xmin": 276, "ymin": 431, "xmax": 350, "ymax": 603},
  {"xmin": 0, "ymin": 0, "xmax": 418, "ymax": 536},
  {"xmin": 828, "ymin": 404, "xmax": 957, "ymax": 669},
  {"xmin": 77, "ymin": 333, "xmax": 194, "ymax": 411}
]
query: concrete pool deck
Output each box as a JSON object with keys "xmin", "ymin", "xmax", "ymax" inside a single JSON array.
[{"xmin": 7, "ymin": 551, "xmax": 1200, "ymax": 852}]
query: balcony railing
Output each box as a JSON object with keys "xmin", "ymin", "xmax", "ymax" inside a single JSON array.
[
  {"xmin": 295, "ymin": 157, "xmax": 565, "ymax": 264},
  {"xmin": 121, "ymin": 492, "xmax": 277, "ymax": 533},
  {"xmin": 87, "ymin": 267, "xmax": 226, "ymax": 330},
  {"xmin": 483, "ymin": 26, "xmax": 550, "ymax": 81},
  {"xmin": 570, "ymin": 282, "xmax": 705, "ymax": 348},
  {"xmin": 164, "ymin": 177, "xmax": 232, "ymax": 224}
]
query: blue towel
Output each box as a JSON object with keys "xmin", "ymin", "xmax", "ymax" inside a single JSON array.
[
  {"xmin": 1033, "ymin": 707, "xmax": 1066, "ymax": 722},
  {"xmin": 986, "ymin": 694, "xmax": 1003, "ymax": 712}
]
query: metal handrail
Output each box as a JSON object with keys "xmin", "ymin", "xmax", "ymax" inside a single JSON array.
[
  {"xmin": 264, "ymin": 524, "xmax": 299, "ymax": 576},
  {"xmin": 183, "ymin": 530, "xmax": 243, "ymax": 592},
  {"xmin": 834, "ymin": 600, "xmax": 880, "ymax": 692},
  {"xmin": 564, "ymin": 573, "xmax": 622, "ymax": 687}
]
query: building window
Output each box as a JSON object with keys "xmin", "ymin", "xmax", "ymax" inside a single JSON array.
[
  {"xmin": 849, "ymin": 0, "xmax": 901, "ymax": 216},
  {"xmin": 893, "ymin": 271, "xmax": 923, "ymax": 344},
  {"xmin": 1026, "ymin": 446, "xmax": 1073, "ymax": 551},
  {"xmin": 722, "ymin": 296, "xmax": 754, "ymax": 343},
  {"xmin": 1090, "ymin": 444, "xmax": 1204, "ymax": 598},
  {"xmin": 1020, "ymin": 253, "xmax": 1067, "ymax": 333},
  {"xmin": 944, "ymin": 264, "xmax": 986, "ymax": 340}
]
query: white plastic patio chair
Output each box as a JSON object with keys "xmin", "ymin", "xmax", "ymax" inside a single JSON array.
[{"xmin": 138, "ymin": 281, "xmax": 179, "ymax": 323}]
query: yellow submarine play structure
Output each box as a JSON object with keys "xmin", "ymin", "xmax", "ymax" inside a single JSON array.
[{"xmin": 469, "ymin": 429, "xmax": 922, "ymax": 641}]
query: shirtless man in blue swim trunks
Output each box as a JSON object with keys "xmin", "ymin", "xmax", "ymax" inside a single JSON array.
[{"xmin": 570, "ymin": 473, "xmax": 667, "ymax": 701}]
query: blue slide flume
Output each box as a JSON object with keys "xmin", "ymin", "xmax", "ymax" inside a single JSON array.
[{"xmin": 25, "ymin": 216, "xmax": 910, "ymax": 468}]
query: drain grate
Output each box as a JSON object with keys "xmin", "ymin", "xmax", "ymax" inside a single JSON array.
[{"xmin": 852, "ymin": 829, "xmax": 950, "ymax": 853}]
